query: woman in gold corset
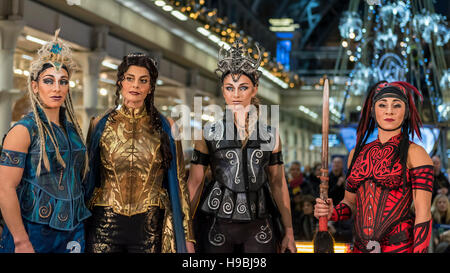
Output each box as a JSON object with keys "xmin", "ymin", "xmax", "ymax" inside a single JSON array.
[{"xmin": 84, "ymin": 53, "xmax": 194, "ymax": 253}]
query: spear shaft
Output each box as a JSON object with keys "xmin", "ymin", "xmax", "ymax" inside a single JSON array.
[{"xmin": 313, "ymin": 78, "xmax": 335, "ymax": 253}]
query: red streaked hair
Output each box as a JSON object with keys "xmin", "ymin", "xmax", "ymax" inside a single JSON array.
[{"xmin": 356, "ymin": 81, "xmax": 423, "ymax": 145}]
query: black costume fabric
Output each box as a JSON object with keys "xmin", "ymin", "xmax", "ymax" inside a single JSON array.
[
  {"xmin": 193, "ymin": 117, "xmax": 282, "ymax": 252},
  {"xmin": 85, "ymin": 206, "xmax": 164, "ymax": 253}
]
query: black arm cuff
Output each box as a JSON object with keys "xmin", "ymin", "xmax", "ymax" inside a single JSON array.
[
  {"xmin": 191, "ymin": 149, "xmax": 210, "ymax": 166},
  {"xmin": 269, "ymin": 151, "xmax": 284, "ymax": 165}
]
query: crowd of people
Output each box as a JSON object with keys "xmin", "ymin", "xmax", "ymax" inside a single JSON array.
[
  {"xmin": 430, "ymin": 155, "xmax": 450, "ymax": 252},
  {"xmin": 287, "ymin": 157, "xmax": 353, "ymax": 244},
  {"xmin": 286, "ymin": 153, "xmax": 450, "ymax": 253}
]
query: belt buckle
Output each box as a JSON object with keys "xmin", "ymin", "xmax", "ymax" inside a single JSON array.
[{"xmin": 366, "ymin": 240, "xmax": 381, "ymax": 253}]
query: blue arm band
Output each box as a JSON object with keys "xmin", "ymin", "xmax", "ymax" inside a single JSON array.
[{"xmin": 0, "ymin": 149, "xmax": 27, "ymax": 168}]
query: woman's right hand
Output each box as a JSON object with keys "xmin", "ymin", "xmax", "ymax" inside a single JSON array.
[
  {"xmin": 314, "ymin": 198, "xmax": 334, "ymax": 220},
  {"xmin": 15, "ymin": 240, "xmax": 35, "ymax": 253}
]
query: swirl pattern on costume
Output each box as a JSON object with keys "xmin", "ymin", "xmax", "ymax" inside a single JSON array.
[
  {"xmin": 208, "ymin": 186, "xmax": 222, "ymax": 210},
  {"xmin": 57, "ymin": 212, "xmax": 69, "ymax": 222},
  {"xmin": 39, "ymin": 204, "xmax": 52, "ymax": 219},
  {"xmin": 205, "ymin": 120, "xmax": 224, "ymax": 148},
  {"xmin": 236, "ymin": 202, "xmax": 247, "ymax": 214},
  {"xmin": 0, "ymin": 149, "xmax": 26, "ymax": 168},
  {"xmin": 347, "ymin": 134, "xmax": 404, "ymax": 191},
  {"xmin": 208, "ymin": 218, "xmax": 226, "ymax": 246},
  {"xmin": 254, "ymin": 219, "xmax": 273, "ymax": 244},
  {"xmin": 225, "ymin": 150, "xmax": 240, "ymax": 184},
  {"xmin": 222, "ymin": 195, "xmax": 234, "ymax": 215},
  {"xmin": 250, "ymin": 149, "xmax": 263, "ymax": 183}
]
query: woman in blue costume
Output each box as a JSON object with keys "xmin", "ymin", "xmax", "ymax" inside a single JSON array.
[
  {"xmin": 84, "ymin": 53, "xmax": 195, "ymax": 253},
  {"xmin": 0, "ymin": 30, "xmax": 90, "ymax": 253}
]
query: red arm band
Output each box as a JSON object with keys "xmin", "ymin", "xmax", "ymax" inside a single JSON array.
[
  {"xmin": 330, "ymin": 202, "xmax": 352, "ymax": 222},
  {"xmin": 410, "ymin": 165, "xmax": 434, "ymax": 193},
  {"xmin": 413, "ymin": 220, "xmax": 432, "ymax": 253}
]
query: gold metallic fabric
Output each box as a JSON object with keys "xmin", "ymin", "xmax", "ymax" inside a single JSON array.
[
  {"xmin": 175, "ymin": 139, "xmax": 195, "ymax": 243},
  {"xmin": 88, "ymin": 105, "xmax": 195, "ymax": 250},
  {"xmin": 92, "ymin": 105, "xmax": 164, "ymax": 216}
]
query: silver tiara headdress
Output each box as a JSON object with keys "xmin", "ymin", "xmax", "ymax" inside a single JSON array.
[
  {"xmin": 126, "ymin": 52, "xmax": 158, "ymax": 67},
  {"xmin": 29, "ymin": 28, "xmax": 77, "ymax": 80},
  {"xmin": 215, "ymin": 39, "xmax": 262, "ymax": 83}
]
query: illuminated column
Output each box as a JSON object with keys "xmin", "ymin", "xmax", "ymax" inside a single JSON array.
[
  {"xmin": 0, "ymin": 18, "xmax": 25, "ymax": 138},
  {"xmin": 76, "ymin": 26, "xmax": 108, "ymax": 134},
  {"xmin": 77, "ymin": 50, "xmax": 106, "ymax": 134}
]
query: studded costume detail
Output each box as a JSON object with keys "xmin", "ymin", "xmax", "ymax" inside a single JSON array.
[{"xmin": 345, "ymin": 134, "xmax": 433, "ymax": 253}]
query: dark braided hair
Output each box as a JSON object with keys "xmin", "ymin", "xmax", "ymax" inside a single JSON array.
[{"xmin": 114, "ymin": 53, "xmax": 172, "ymax": 170}]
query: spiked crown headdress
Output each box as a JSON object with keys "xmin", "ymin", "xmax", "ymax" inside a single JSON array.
[{"xmin": 215, "ymin": 39, "xmax": 262, "ymax": 84}]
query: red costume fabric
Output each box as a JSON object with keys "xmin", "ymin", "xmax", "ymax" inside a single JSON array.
[{"xmin": 344, "ymin": 134, "xmax": 433, "ymax": 253}]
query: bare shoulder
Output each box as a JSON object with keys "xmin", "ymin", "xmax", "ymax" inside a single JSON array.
[
  {"xmin": 347, "ymin": 148, "xmax": 356, "ymax": 168},
  {"xmin": 2, "ymin": 125, "xmax": 31, "ymax": 153},
  {"xmin": 407, "ymin": 143, "xmax": 433, "ymax": 168}
]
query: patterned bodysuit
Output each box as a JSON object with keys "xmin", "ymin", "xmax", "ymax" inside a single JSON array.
[{"xmin": 345, "ymin": 134, "xmax": 433, "ymax": 253}]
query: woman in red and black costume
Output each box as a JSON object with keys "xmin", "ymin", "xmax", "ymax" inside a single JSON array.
[{"xmin": 315, "ymin": 81, "xmax": 434, "ymax": 253}]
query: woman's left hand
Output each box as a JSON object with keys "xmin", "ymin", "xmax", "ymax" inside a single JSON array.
[
  {"xmin": 280, "ymin": 231, "xmax": 296, "ymax": 253},
  {"xmin": 186, "ymin": 241, "xmax": 195, "ymax": 253}
]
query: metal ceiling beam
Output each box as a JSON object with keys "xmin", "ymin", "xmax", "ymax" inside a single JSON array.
[
  {"xmin": 251, "ymin": 0, "xmax": 263, "ymax": 13},
  {"xmin": 296, "ymin": 0, "xmax": 338, "ymax": 50},
  {"xmin": 274, "ymin": 0, "xmax": 293, "ymax": 18}
]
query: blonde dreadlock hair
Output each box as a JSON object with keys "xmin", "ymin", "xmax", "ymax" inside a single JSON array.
[{"xmin": 27, "ymin": 28, "xmax": 89, "ymax": 178}]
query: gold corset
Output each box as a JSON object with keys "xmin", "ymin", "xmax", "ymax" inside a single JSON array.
[{"xmin": 92, "ymin": 105, "xmax": 165, "ymax": 216}]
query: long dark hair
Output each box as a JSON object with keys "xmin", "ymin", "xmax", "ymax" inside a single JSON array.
[{"xmin": 114, "ymin": 54, "xmax": 172, "ymax": 170}]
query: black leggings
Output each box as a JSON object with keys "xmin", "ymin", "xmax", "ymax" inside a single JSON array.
[
  {"xmin": 85, "ymin": 206, "xmax": 164, "ymax": 253},
  {"xmin": 202, "ymin": 216, "xmax": 278, "ymax": 253}
]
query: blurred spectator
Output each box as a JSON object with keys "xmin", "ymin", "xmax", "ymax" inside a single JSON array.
[
  {"xmin": 431, "ymin": 194, "xmax": 450, "ymax": 250},
  {"xmin": 303, "ymin": 165, "xmax": 312, "ymax": 178},
  {"xmin": 288, "ymin": 161, "xmax": 311, "ymax": 197},
  {"xmin": 435, "ymin": 230, "xmax": 450, "ymax": 253},
  {"xmin": 432, "ymin": 155, "xmax": 450, "ymax": 200},
  {"xmin": 291, "ymin": 193, "xmax": 303, "ymax": 240},
  {"xmin": 308, "ymin": 162, "xmax": 322, "ymax": 198},
  {"xmin": 329, "ymin": 156, "xmax": 346, "ymax": 206},
  {"xmin": 295, "ymin": 195, "xmax": 318, "ymax": 241}
]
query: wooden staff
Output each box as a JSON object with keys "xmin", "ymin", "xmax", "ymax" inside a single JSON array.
[{"xmin": 313, "ymin": 78, "xmax": 335, "ymax": 253}]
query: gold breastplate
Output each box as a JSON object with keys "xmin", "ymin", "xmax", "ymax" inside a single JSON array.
[{"xmin": 92, "ymin": 105, "xmax": 165, "ymax": 216}]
